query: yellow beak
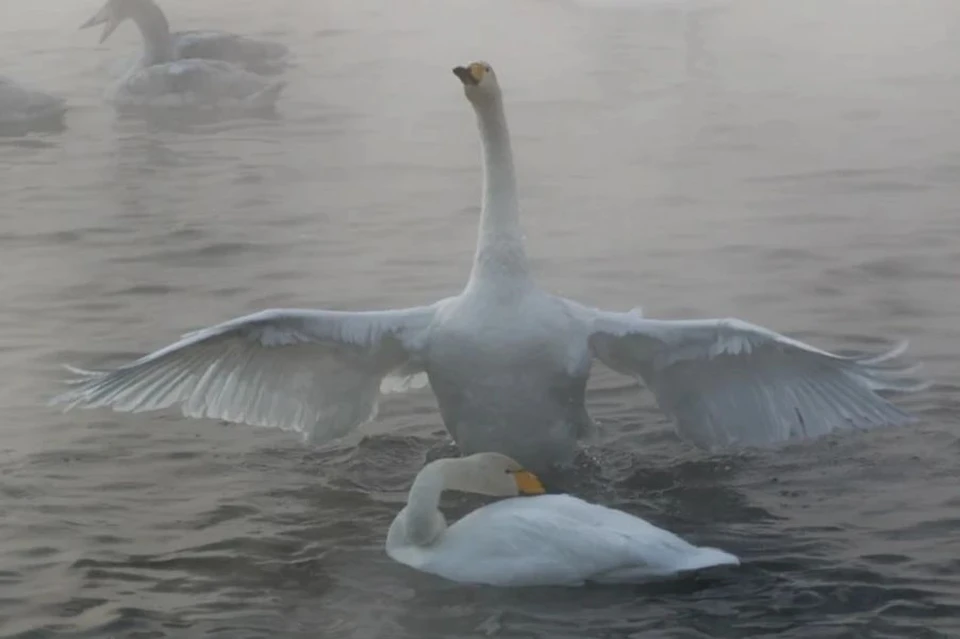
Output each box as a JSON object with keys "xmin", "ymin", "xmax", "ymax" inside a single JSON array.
[{"xmin": 513, "ymin": 470, "xmax": 546, "ymax": 495}]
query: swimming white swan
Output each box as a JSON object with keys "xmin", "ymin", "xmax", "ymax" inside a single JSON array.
[
  {"xmin": 0, "ymin": 76, "xmax": 67, "ymax": 132},
  {"xmin": 52, "ymin": 61, "xmax": 923, "ymax": 474},
  {"xmin": 385, "ymin": 452, "xmax": 739, "ymax": 586},
  {"xmin": 81, "ymin": 0, "xmax": 289, "ymax": 75},
  {"xmin": 81, "ymin": 0, "xmax": 285, "ymax": 111}
]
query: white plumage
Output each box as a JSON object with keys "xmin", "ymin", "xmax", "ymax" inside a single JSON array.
[
  {"xmin": 83, "ymin": 0, "xmax": 289, "ymax": 75},
  {"xmin": 52, "ymin": 60, "xmax": 923, "ymax": 473},
  {"xmin": 385, "ymin": 453, "xmax": 739, "ymax": 586},
  {"xmin": 59, "ymin": 306, "xmax": 446, "ymax": 444},
  {"xmin": 82, "ymin": 0, "xmax": 285, "ymax": 112},
  {"xmin": 105, "ymin": 59, "xmax": 285, "ymax": 112},
  {"xmin": 585, "ymin": 311, "xmax": 922, "ymax": 449},
  {"xmin": 0, "ymin": 76, "xmax": 66, "ymax": 131}
]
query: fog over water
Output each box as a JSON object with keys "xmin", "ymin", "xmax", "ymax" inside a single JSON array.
[{"xmin": 2, "ymin": 0, "xmax": 959, "ymax": 637}]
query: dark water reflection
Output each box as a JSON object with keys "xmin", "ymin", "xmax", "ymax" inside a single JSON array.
[{"xmin": 2, "ymin": 0, "xmax": 960, "ymax": 637}]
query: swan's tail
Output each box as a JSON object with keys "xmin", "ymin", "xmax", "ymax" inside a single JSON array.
[
  {"xmin": 676, "ymin": 546, "xmax": 740, "ymax": 573},
  {"xmin": 591, "ymin": 544, "xmax": 740, "ymax": 584}
]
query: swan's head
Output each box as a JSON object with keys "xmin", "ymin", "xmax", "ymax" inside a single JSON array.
[
  {"xmin": 452, "ymin": 61, "xmax": 501, "ymax": 104},
  {"xmin": 451, "ymin": 452, "xmax": 546, "ymax": 497},
  {"xmin": 80, "ymin": 0, "xmax": 155, "ymax": 44}
]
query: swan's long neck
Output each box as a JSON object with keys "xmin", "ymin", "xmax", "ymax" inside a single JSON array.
[
  {"xmin": 468, "ymin": 94, "xmax": 529, "ymax": 285},
  {"xmin": 131, "ymin": 0, "xmax": 175, "ymax": 66},
  {"xmin": 400, "ymin": 460, "xmax": 451, "ymax": 546}
]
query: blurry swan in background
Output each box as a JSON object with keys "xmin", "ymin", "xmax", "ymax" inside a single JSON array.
[
  {"xmin": 81, "ymin": 0, "xmax": 286, "ymax": 112},
  {"xmin": 0, "ymin": 76, "xmax": 67, "ymax": 134},
  {"xmin": 385, "ymin": 452, "xmax": 740, "ymax": 586},
  {"xmin": 81, "ymin": 0, "xmax": 289, "ymax": 76},
  {"xmin": 52, "ymin": 61, "xmax": 925, "ymax": 475}
]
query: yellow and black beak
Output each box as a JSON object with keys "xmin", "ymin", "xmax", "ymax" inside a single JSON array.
[{"xmin": 452, "ymin": 63, "xmax": 485, "ymax": 87}]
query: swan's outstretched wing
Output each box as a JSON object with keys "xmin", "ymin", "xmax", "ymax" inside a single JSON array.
[
  {"xmin": 581, "ymin": 306, "xmax": 925, "ymax": 449},
  {"xmin": 51, "ymin": 304, "xmax": 445, "ymax": 443}
]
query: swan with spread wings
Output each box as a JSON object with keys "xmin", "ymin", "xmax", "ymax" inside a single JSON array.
[{"xmin": 52, "ymin": 61, "xmax": 924, "ymax": 473}]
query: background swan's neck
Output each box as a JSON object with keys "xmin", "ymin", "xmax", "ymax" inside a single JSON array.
[
  {"xmin": 132, "ymin": 1, "xmax": 174, "ymax": 66},
  {"xmin": 469, "ymin": 96, "xmax": 529, "ymax": 283},
  {"xmin": 400, "ymin": 460, "xmax": 451, "ymax": 546}
]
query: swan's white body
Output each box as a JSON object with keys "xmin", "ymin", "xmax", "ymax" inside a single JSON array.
[
  {"xmin": 83, "ymin": 0, "xmax": 285, "ymax": 112},
  {"xmin": 86, "ymin": 0, "xmax": 288, "ymax": 75},
  {"xmin": 52, "ymin": 61, "xmax": 924, "ymax": 474},
  {"xmin": 385, "ymin": 454, "xmax": 739, "ymax": 586},
  {"xmin": 0, "ymin": 76, "xmax": 66, "ymax": 131},
  {"xmin": 106, "ymin": 59, "xmax": 284, "ymax": 111}
]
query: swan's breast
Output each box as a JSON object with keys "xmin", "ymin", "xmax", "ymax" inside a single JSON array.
[{"xmin": 427, "ymin": 290, "xmax": 590, "ymax": 373}]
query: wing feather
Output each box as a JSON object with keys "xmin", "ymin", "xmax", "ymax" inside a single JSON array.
[
  {"xmin": 51, "ymin": 304, "xmax": 444, "ymax": 443},
  {"xmin": 582, "ymin": 308, "xmax": 925, "ymax": 450}
]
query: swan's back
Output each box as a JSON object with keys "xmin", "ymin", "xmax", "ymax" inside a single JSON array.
[
  {"xmin": 0, "ymin": 77, "xmax": 66, "ymax": 125},
  {"xmin": 173, "ymin": 30, "xmax": 289, "ymax": 74},
  {"xmin": 111, "ymin": 59, "xmax": 284, "ymax": 110},
  {"xmin": 422, "ymin": 494, "xmax": 738, "ymax": 586}
]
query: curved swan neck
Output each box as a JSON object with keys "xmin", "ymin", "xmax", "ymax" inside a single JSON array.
[
  {"xmin": 469, "ymin": 94, "xmax": 529, "ymax": 282},
  {"xmin": 401, "ymin": 459, "xmax": 452, "ymax": 546},
  {"xmin": 131, "ymin": 0, "xmax": 174, "ymax": 66}
]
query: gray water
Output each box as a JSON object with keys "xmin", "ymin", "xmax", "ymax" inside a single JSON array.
[{"xmin": 2, "ymin": 0, "xmax": 960, "ymax": 636}]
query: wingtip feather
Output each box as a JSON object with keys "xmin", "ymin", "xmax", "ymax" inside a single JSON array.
[
  {"xmin": 62, "ymin": 363, "xmax": 101, "ymax": 377},
  {"xmin": 858, "ymin": 339, "xmax": 910, "ymax": 365}
]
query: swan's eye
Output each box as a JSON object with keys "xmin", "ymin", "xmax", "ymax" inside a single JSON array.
[{"xmin": 485, "ymin": 66, "xmax": 492, "ymax": 72}]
